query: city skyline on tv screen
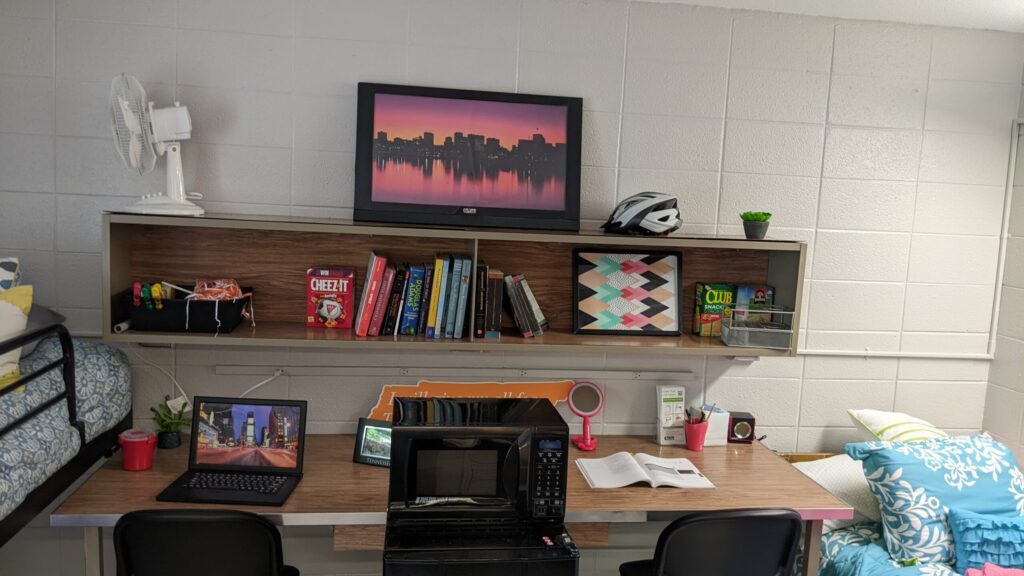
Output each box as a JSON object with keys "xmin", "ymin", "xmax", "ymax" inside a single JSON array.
[
  {"xmin": 370, "ymin": 93, "xmax": 569, "ymax": 211},
  {"xmin": 195, "ymin": 402, "xmax": 302, "ymax": 469}
]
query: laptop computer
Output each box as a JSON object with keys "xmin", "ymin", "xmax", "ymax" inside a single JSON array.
[{"xmin": 157, "ymin": 396, "xmax": 307, "ymax": 507}]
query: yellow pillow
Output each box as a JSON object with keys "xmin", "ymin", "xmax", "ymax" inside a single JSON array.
[{"xmin": 0, "ymin": 285, "xmax": 33, "ymax": 391}]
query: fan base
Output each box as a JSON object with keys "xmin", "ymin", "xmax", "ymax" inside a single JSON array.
[{"xmin": 122, "ymin": 196, "xmax": 204, "ymax": 216}]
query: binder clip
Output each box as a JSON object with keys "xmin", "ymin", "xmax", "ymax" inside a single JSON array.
[
  {"xmin": 151, "ymin": 283, "xmax": 163, "ymax": 310},
  {"xmin": 141, "ymin": 284, "xmax": 154, "ymax": 310},
  {"xmin": 132, "ymin": 282, "xmax": 142, "ymax": 308}
]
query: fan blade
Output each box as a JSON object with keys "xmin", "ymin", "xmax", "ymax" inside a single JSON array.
[{"xmin": 117, "ymin": 97, "xmax": 143, "ymax": 134}]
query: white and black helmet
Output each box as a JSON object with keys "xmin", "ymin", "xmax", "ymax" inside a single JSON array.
[{"xmin": 602, "ymin": 192, "xmax": 681, "ymax": 236}]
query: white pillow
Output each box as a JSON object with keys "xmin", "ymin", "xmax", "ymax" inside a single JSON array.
[
  {"xmin": 0, "ymin": 285, "xmax": 32, "ymax": 391},
  {"xmin": 793, "ymin": 454, "xmax": 880, "ymax": 533},
  {"xmin": 848, "ymin": 408, "xmax": 947, "ymax": 442}
]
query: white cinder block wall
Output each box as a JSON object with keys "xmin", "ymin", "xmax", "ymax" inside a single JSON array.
[
  {"xmin": 1, "ymin": 1, "xmax": 1022, "ymax": 574},
  {"xmin": 985, "ymin": 120, "xmax": 1024, "ymax": 457},
  {"xmin": 1, "ymin": 0, "xmax": 1017, "ymax": 451}
]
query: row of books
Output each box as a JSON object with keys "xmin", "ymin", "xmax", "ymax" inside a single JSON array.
[
  {"xmin": 352, "ymin": 253, "xmax": 551, "ymax": 340},
  {"xmin": 353, "ymin": 253, "xmax": 475, "ymax": 339},
  {"xmin": 473, "ymin": 265, "xmax": 549, "ymax": 339}
]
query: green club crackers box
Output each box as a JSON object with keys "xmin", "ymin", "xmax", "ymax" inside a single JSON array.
[{"xmin": 693, "ymin": 283, "xmax": 735, "ymax": 337}]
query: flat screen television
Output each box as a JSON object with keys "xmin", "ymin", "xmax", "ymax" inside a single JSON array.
[{"xmin": 354, "ymin": 83, "xmax": 582, "ymax": 231}]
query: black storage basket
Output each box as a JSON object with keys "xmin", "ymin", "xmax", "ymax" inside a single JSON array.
[{"xmin": 119, "ymin": 287, "xmax": 253, "ymax": 334}]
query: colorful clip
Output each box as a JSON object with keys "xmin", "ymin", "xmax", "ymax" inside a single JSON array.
[
  {"xmin": 132, "ymin": 282, "xmax": 142, "ymax": 308},
  {"xmin": 141, "ymin": 284, "xmax": 153, "ymax": 310},
  {"xmin": 151, "ymin": 283, "xmax": 163, "ymax": 310}
]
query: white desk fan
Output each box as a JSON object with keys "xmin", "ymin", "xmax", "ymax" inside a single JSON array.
[{"xmin": 110, "ymin": 73, "xmax": 204, "ymax": 215}]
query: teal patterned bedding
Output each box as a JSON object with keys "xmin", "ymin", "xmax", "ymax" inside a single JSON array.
[
  {"xmin": 821, "ymin": 523, "xmax": 959, "ymax": 576},
  {"xmin": 0, "ymin": 338, "xmax": 131, "ymax": 519}
]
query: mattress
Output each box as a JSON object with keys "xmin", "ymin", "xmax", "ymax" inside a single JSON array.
[
  {"xmin": 821, "ymin": 522, "xmax": 959, "ymax": 576},
  {"xmin": 0, "ymin": 338, "xmax": 131, "ymax": 519}
]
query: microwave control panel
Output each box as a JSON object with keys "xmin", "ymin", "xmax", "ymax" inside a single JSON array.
[{"xmin": 532, "ymin": 438, "xmax": 567, "ymax": 519}]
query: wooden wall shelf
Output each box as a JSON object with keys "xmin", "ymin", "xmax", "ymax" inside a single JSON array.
[{"xmin": 103, "ymin": 213, "xmax": 807, "ymax": 356}]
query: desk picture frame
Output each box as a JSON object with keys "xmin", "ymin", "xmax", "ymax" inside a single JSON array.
[{"xmin": 353, "ymin": 417, "xmax": 392, "ymax": 467}]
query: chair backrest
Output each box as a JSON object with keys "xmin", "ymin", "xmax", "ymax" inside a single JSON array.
[
  {"xmin": 652, "ymin": 508, "xmax": 803, "ymax": 576},
  {"xmin": 114, "ymin": 509, "xmax": 288, "ymax": 576}
]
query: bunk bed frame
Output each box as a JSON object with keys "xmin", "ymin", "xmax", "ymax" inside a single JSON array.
[{"xmin": 0, "ymin": 323, "xmax": 131, "ymax": 547}]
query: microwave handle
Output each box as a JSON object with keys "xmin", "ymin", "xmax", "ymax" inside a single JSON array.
[{"xmin": 502, "ymin": 439, "xmax": 523, "ymax": 500}]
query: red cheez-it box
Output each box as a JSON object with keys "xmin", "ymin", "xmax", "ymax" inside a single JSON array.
[{"xmin": 306, "ymin": 267, "xmax": 355, "ymax": 329}]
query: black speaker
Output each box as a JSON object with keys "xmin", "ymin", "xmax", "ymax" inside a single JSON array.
[{"xmin": 727, "ymin": 412, "xmax": 755, "ymax": 443}]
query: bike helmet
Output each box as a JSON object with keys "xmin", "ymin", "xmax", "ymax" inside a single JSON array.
[{"xmin": 602, "ymin": 192, "xmax": 681, "ymax": 236}]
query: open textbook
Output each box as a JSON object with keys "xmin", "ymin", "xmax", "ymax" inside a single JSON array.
[{"xmin": 576, "ymin": 452, "xmax": 715, "ymax": 489}]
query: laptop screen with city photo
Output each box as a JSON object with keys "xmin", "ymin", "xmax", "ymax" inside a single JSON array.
[{"xmin": 188, "ymin": 397, "xmax": 307, "ymax": 475}]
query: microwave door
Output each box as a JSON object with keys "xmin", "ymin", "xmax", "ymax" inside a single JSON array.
[{"xmin": 399, "ymin": 436, "xmax": 522, "ymax": 514}]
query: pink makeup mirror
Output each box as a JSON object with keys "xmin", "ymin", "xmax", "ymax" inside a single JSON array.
[{"xmin": 568, "ymin": 381, "xmax": 604, "ymax": 451}]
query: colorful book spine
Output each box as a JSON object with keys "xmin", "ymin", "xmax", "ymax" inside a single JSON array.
[
  {"xmin": 453, "ymin": 256, "xmax": 473, "ymax": 339},
  {"xmin": 485, "ymin": 269, "xmax": 503, "ymax": 339},
  {"xmin": 473, "ymin": 262, "xmax": 488, "ymax": 338},
  {"xmin": 444, "ymin": 256, "xmax": 464, "ymax": 339},
  {"xmin": 432, "ymin": 257, "xmax": 451, "ymax": 340},
  {"xmin": 355, "ymin": 252, "xmax": 387, "ymax": 337},
  {"xmin": 426, "ymin": 256, "xmax": 445, "ymax": 339},
  {"xmin": 367, "ymin": 265, "xmax": 395, "ymax": 336},
  {"xmin": 354, "ymin": 253, "xmax": 374, "ymax": 333},
  {"xmin": 383, "ymin": 267, "xmax": 407, "ymax": 337},
  {"xmin": 399, "ymin": 265, "xmax": 425, "ymax": 335},
  {"xmin": 516, "ymin": 275, "xmax": 548, "ymax": 333},
  {"xmin": 417, "ymin": 263, "xmax": 434, "ymax": 336}
]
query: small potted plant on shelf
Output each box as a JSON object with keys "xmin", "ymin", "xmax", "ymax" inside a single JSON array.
[
  {"xmin": 151, "ymin": 399, "xmax": 190, "ymax": 449},
  {"xmin": 740, "ymin": 211, "xmax": 772, "ymax": 240}
]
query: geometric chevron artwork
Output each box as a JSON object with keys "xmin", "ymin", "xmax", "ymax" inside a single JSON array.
[{"xmin": 572, "ymin": 249, "xmax": 682, "ymax": 336}]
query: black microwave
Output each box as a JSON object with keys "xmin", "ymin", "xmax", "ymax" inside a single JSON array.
[{"xmin": 387, "ymin": 398, "xmax": 570, "ymax": 525}]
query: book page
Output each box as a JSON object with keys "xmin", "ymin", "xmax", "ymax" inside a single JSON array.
[
  {"xmin": 576, "ymin": 452, "xmax": 651, "ymax": 489},
  {"xmin": 634, "ymin": 454, "xmax": 715, "ymax": 489}
]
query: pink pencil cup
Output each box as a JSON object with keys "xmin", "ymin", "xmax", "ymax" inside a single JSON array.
[{"xmin": 684, "ymin": 420, "xmax": 709, "ymax": 452}]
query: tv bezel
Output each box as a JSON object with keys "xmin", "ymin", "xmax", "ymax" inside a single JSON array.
[{"xmin": 354, "ymin": 83, "xmax": 583, "ymax": 231}]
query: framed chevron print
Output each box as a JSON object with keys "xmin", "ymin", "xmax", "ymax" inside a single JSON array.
[{"xmin": 572, "ymin": 249, "xmax": 682, "ymax": 336}]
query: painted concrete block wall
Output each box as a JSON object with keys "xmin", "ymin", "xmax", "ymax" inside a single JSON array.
[
  {"xmin": 0, "ymin": 0, "xmax": 1015, "ymax": 452},
  {"xmin": 984, "ymin": 120, "xmax": 1024, "ymax": 457},
  {"xmin": 0, "ymin": 1, "xmax": 1021, "ymax": 575}
]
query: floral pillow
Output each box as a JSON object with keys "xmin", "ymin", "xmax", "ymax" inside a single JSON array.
[{"xmin": 846, "ymin": 435, "xmax": 1024, "ymax": 566}]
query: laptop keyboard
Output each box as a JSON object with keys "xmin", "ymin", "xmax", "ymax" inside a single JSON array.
[{"xmin": 184, "ymin": 472, "xmax": 287, "ymax": 495}]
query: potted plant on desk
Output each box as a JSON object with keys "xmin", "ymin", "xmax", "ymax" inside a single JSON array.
[
  {"xmin": 740, "ymin": 211, "xmax": 772, "ymax": 240},
  {"xmin": 151, "ymin": 400, "xmax": 190, "ymax": 449}
]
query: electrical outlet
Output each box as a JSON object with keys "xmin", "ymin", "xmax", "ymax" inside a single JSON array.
[{"xmin": 166, "ymin": 395, "xmax": 190, "ymax": 413}]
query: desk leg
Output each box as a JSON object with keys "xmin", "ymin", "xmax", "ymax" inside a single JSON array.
[
  {"xmin": 802, "ymin": 520, "xmax": 823, "ymax": 576},
  {"xmin": 84, "ymin": 527, "xmax": 104, "ymax": 576}
]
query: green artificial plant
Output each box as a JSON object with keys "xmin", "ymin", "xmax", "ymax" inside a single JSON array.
[
  {"xmin": 740, "ymin": 211, "xmax": 772, "ymax": 222},
  {"xmin": 150, "ymin": 399, "xmax": 191, "ymax": 434}
]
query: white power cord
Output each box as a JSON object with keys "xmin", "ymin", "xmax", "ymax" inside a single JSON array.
[
  {"xmin": 126, "ymin": 346, "xmax": 189, "ymax": 402},
  {"xmin": 127, "ymin": 346, "xmax": 285, "ymax": 402},
  {"xmin": 239, "ymin": 369, "xmax": 286, "ymax": 398}
]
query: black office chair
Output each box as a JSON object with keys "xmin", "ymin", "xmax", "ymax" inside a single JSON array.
[
  {"xmin": 619, "ymin": 508, "xmax": 803, "ymax": 576},
  {"xmin": 114, "ymin": 509, "xmax": 300, "ymax": 576}
]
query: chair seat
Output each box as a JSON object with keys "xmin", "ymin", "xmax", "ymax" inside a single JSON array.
[{"xmin": 619, "ymin": 559, "xmax": 653, "ymax": 576}]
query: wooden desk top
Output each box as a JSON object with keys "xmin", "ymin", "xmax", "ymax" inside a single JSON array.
[{"xmin": 51, "ymin": 435, "xmax": 851, "ymax": 528}]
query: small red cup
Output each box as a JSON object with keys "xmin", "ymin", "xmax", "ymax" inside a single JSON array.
[
  {"xmin": 119, "ymin": 429, "xmax": 157, "ymax": 471},
  {"xmin": 684, "ymin": 420, "xmax": 709, "ymax": 452}
]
